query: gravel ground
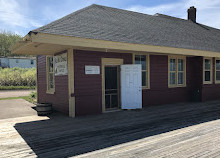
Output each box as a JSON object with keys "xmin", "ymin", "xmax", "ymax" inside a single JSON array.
[{"xmin": 0, "ymin": 90, "xmax": 35, "ymax": 98}]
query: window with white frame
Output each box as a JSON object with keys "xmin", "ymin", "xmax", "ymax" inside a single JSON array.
[
  {"xmin": 203, "ymin": 58, "xmax": 212, "ymax": 84},
  {"xmin": 134, "ymin": 54, "xmax": 149, "ymax": 88},
  {"xmin": 215, "ymin": 59, "xmax": 220, "ymax": 83},
  {"xmin": 168, "ymin": 56, "xmax": 186, "ymax": 87},
  {"xmin": 46, "ymin": 56, "xmax": 55, "ymax": 93}
]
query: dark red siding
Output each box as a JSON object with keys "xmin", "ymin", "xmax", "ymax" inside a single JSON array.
[
  {"xmin": 74, "ymin": 50, "xmax": 132, "ymax": 116},
  {"xmin": 186, "ymin": 56, "xmax": 203, "ymax": 101},
  {"xmin": 37, "ymin": 49, "xmax": 220, "ymax": 117},
  {"xmin": 74, "ymin": 51, "xmax": 208, "ymax": 116},
  {"xmin": 37, "ymin": 55, "xmax": 69, "ymax": 114},
  {"xmin": 142, "ymin": 55, "xmax": 194, "ymax": 106}
]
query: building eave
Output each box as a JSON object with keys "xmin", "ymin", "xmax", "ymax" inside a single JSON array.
[{"xmin": 11, "ymin": 32, "xmax": 220, "ymax": 57}]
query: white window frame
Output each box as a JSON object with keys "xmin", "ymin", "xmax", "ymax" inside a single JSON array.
[
  {"xmin": 46, "ymin": 55, "xmax": 55, "ymax": 94},
  {"xmin": 215, "ymin": 58, "xmax": 220, "ymax": 84},
  {"xmin": 133, "ymin": 53, "xmax": 150, "ymax": 89},
  {"xmin": 168, "ymin": 56, "xmax": 186, "ymax": 88},
  {"xmin": 203, "ymin": 57, "xmax": 213, "ymax": 84}
]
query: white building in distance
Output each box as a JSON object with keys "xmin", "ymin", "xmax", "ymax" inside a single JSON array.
[{"xmin": 0, "ymin": 56, "xmax": 36, "ymax": 68}]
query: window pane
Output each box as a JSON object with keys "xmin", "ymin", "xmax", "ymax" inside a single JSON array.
[
  {"xmin": 205, "ymin": 59, "xmax": 211, "ymax": 70},
  {"xmin": 178, "ymin": 72, "xmax": 184, "ymax": 84},
  {"xmin": 135, "ymin": 55, "xmax": 140, "ymax": 64},
  {"xmin": 142, "ymin": 71, "xmax": 146, "ymax": 86},
  {"xmin": 216, "ymin": 71, "xmax": 220, "ymax": 81},
  {"xmin": 135, "ymin": 55, "xmax": 147, "ymax": 70},
  {"xmin": 49, "ymin": 57, "xmax": 53, "ymax": 72},
  {"xmin": 170, "ymin": 72, "xmax": 176, "ymax": 85},
  {"xmin": 216, "ymin": 60, "xmax": 220, "ymax": 70},
  {"xmin": 178, "ymin": 59, "xmax": 184, "ymax": 71},
  {"xmin": 49, "ymin": 73, "xmax": 54, "ymax": 89},
  {"xmin": 170, "ymin": 59, "xmax": 176, "ymax": 71},
  {"xmin": 140, "ymin": 55, "xmax": 146, "ymax": 70},
  {"xmin": 205, "ymin": 71, "xmax": 210, "ymax": 81}
]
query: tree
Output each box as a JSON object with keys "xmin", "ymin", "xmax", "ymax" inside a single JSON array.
[{"xmin": 0, "ymin": 31, "xmax": 22, "ymax": 57}]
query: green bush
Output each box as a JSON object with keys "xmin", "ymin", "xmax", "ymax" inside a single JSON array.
[
  {"xmin": 30, "ymin": 91, "xmax": 37, "ymax": 98},
  {"xmin": 0, "ymin": 86, "xmax": 35, "ymax": 90},
  {"xmin": 0, "ymin": 67, "xmax": 36, "ymax": 87}
]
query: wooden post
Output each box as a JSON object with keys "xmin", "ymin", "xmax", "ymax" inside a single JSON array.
[{"xmin": 68, "ymin": 49, "xmax": 75, "ymax": 117}]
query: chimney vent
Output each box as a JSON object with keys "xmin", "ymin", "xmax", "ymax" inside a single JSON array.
[{"xmin": 188, "ymin": 6, "xmax": 196, "ymax": 22}]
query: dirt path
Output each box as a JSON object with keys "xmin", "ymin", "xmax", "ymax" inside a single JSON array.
[{"xmin": 0, "ymin": 90, "xmax": 35, "ymax": 98}]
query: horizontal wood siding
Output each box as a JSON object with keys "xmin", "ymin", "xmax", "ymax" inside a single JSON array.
[
  {"xmin": 186, "ymin": 56, "xmax": 203, "ymax": 101},
  {"xmin": 142, "ymin": 55, "xmax": 189, "ymax": 106},
  {"xmin": 202, "ymin": 57, "xmax": 220, "ymax": 101},
  {"xmin": 37, "ymin": 55, "xmax": 69, "ymax": 114},
  {"xmin": 37, "ymin": 50, "xmax": 220, "ymax": 117},
  {"xmin": 74, "ymin": 50, "xmax": 132, "ymax": 116}
]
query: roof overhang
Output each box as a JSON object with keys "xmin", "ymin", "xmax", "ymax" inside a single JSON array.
[{"xmin": 10, "ymin": 32, "xmax": 220, "ymax": 57}]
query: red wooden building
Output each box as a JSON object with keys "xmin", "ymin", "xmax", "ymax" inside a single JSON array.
[{"xmin": 11, "ymin": 5, "xmax": 220, "ymax": 117}]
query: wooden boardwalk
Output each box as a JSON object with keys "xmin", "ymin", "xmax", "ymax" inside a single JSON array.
[{"xmin": 1, "ymin": 101, "xmax": 220, "ymax": 157}]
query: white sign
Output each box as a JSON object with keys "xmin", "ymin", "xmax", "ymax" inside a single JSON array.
[
  {"xmin": 54, "ymin": 53, "xmax": 68, "ymax": 76},
  {"xmin": 85, "ymin": 66, "xmax": 100, "ymax": 74}
]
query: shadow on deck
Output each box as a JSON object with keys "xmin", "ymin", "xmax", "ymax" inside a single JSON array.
[{"xmin": 14, "ymin": 100, "xmax": 220, "ymax": 157}]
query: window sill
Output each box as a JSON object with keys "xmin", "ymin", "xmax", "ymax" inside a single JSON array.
[
  {"xmin": 203, "ymin": 82, "xmax": 213, "ymax": 85},
  {"xmin": 215, "ymin": 81, "xmax": 220, "ymax": 84},
  {"xmin": 168, "ymin": 85, "xmax": 186, "ymax": 88},
  {"xmin": 142, "ymin": 86, "xmax": 150, "ymax": 90},
  {"xmin": 46, "ymin": 90, "xmax": 55, "ymax": 94}
]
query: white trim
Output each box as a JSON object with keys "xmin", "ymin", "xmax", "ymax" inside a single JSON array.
[
  {"xmin": 168, "ymin": 55, "xmax": 186, "ymax": 88},
  {"xmin": 46, "ymin": 55, "xmax": 55, "ymax": 94},
  {"xmin": 203, "ymin": 57, "xmax": 213, "ymax": 84}
]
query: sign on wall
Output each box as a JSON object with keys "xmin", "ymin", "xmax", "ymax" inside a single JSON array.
[
  {"xmin": 85, "ymin": 66, "xmax": 100, "ymax": 74},
  {"xmin": 54, "ymin": 53, "xmax": 68, "ymax": 76}
]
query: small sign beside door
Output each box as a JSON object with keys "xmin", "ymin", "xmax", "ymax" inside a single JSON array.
[{"xmin": 85, "ymin": 66, "xmax": 100, "ymax": 74}]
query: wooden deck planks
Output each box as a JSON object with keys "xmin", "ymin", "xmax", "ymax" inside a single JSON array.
[{"xmin": 1, "ymin": 101, "xmax": 220, "ymax": 157}]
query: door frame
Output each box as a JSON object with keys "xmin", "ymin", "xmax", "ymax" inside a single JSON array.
[{"xmin": 101, "ymin": 58, "xmax": 124, "ymax": 113}]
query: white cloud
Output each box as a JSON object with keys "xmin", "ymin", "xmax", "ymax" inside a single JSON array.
[
  {"xmin": 0, "ymin": 0, "xmax": 42, "ymax": 29},
  {"xmin": 40, "ymin": 0, "xmax": 98, "ymax": 24},
  {"xmin": 0, "ymin": 0, "xmax": 219, "ymax": 36},
  {"xmin": 126, "ymin": 0, "xmax": 220, "ymax": 29}
]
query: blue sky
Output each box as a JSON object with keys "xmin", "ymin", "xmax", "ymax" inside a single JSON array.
[{"xmin": 0, "ymin": 0, "xmax": 220, "ymax": 36}]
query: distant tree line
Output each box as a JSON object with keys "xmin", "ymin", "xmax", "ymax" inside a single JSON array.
[{"xmin": 0, "ymin": 31, "xmax": 22, "ymax": 57}]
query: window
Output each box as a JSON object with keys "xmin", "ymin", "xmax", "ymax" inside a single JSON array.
[
  {"xmin": 215, "ymin": 59, "xmax": 220, "ymax": 83},
  {"xmin": 134, "ymin": 54, "xmax": 149, "ymax": 88},
  {"xmin": 168, "ymin": 56, "xmax": 186, "ymax": 87},
  {"xmin": 46, "ymin": 56, "xmax": 55, "ymax": 93},
  {"xmin": 30, "ymin": 60, "xmax": 34, "ymax": 65},
  {"xmin": 203, "ymin": 57, "xmax": 212, "ymax": 84}
]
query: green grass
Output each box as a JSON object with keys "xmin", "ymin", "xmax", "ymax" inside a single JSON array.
[
  {"xmin": 0, "ymin": 91, "xmax": 37, "ymax": 104},
  {"xmin": 0, "ymin": 86, "xmax": 36, "ymax": 90}
]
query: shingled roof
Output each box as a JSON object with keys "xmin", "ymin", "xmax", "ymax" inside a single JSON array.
[{"xmin": 33, "ymin": 4, "xmax": 220, "ymax": 52}]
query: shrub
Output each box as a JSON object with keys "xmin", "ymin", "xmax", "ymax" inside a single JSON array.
[
  {"xmin": 0, "ymin": 67, "xmax": 36, "ymax": 87},
  {"xmin": 0, "ymin": 86, "xmax": 35, "ymax": 90}
]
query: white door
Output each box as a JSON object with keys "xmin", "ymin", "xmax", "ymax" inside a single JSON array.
[{"xmin": 121, "ymin": 64, "xmax": 142, "ymax": 109}]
